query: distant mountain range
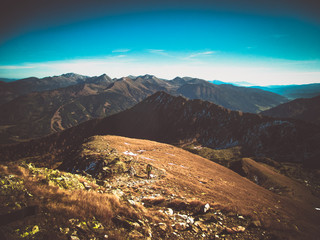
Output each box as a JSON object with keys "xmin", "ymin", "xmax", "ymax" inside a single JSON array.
[
  {"xmin": 0, "ymin": 73, "xmax": 113, "ymax": 105},
  {"xmin": 0, "ymin": 78, "xmax": 18, "ymax": 83},
  {"xmin": 252, "ymin": 83, "xmax": 320, "ymax": 100},
  {"xmin": 261, "ymin": 94, "xmax": 320, "ymax": 125},
  {"xmin": 174, "ymin": 77, "xmax": 287, "ymax": 113},
  {"xmin": 2, "ymin": 92, "xmax": 319, "ymax": 168},
  {"xmin": 0, "ymin": 73, "xmax": 287, "ymax": 144}
]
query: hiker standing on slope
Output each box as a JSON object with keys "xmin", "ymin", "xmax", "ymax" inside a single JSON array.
[{"xmin": 146, "ymin": 164, "xmax": 152, "ymax": 179}]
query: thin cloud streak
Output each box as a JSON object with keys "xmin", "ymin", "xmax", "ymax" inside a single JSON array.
[
  {"xmin": 187, "ymin": 51, "xmax": 216, "ymax": 58},
  {"xmin": 112, "ymin": 49, "xmax": 131, "ymax": 53},
  {"xmin": 0, "ymin": 65, "xmax": 34, "ymax": 70},
  {"xmin": 148, "ymin": 49, "xmax": 169, "ymax": 56}
]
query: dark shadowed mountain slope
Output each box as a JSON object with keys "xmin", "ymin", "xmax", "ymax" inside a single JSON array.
[
  {"xmin": 261, "ymin": 95, "xmax": 320, "ymax": 125},
  {"xmin": 252, "ymin": 83, "xmax": 320, "ymax": 100},
  {"xmin": 1, "ymin": 92, "xmax": 319, "ymax": 168}
]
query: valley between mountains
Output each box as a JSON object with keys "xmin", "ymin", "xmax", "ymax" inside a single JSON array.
[{"xmin": 0, "ymin": 74, "xmax": 320, "ymax": 239}]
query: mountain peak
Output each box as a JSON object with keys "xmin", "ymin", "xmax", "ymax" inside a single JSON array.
[
  {"xmin": 61, "ymin": 73, "xmax": 86, "ymax": 78},
  {"xmin": 95, "ymin": 74, "xmax": 112, "ymax": 81},
  {"xmin": 138, "ymin": 74, "xmax": 157, "ymax": 80},
  {"xmin": 144, "ymin": 91, "xmax": 183, "ymax": 105}
]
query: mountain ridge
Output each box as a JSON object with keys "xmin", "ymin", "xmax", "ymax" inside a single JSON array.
[
  {"xmin": 1, "ymin": 92, "xmax": 319, "ymax": 168},
  {"xmin": 0, "ymin": 74, "xmax": 288, "ymax": 144},
  {"xmin": 261, "ymin": 94, "xmax": 320, "ymax": 125},
  {"xmin": 0, "ymin": 73, "xmax": 114, "ymax": 105}
]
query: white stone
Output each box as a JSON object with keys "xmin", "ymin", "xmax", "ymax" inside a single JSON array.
[{"xmin": 203, "ymin": 203, "xmax": 210, "ymax": 213}]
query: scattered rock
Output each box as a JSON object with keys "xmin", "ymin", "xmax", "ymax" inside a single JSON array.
[
  {"xmin": 129, "ymin": 230, "xmax": 144, "ymax": 239},
  {"xmin": 132, "ymin": 222, "xmax": 141, "ymax": 229},
  {"xmin": 128, "ymin": 166, "xmax": 136, "ymax": 177},
  {"xmin": 225, "ymin": 227, "xmax": 236, "ymax": 234},
  {"xmin": 224, "ymin": 225, "xmax": 246, "ymax": 234},
  {"xmin": 158, "ymin": 223, "xmax": 167, "ymax": 231},
  {"xmin": 128, "ymin": 199, "xmax": 136, "ymax": 205},
  {"xmin": 174, "ymin": 222, "xmax": 188, "ymax": 231},
  {"xmin": 203, "ymin": 203, "xmax": 210, "ymax": 213},
  {"xmin": 194, "ymin": 221, "xmax": 208, "ymax": 232},
  {"xmin": 82, "ymin": 181, "xmax": 92, "ymax": 190},
  {"xmin": 69, "ymin": 236, "xmax": 80, "ymax": 240},
  {"xmin": 59, "ymin": 227, "xmax": 70, "ymax": 234},
  {"xmin": 192, "ymin": 225, "xmax": 199, "ymax": 233},
  {"xmin": 176, "ymin": 213, "xmax": 188, "ymax": 221},
  {"xmin": 234, "ymin": 226, "xmax": 246, "ymax": 232},
  {"xmin": 187, "ymin": 216, "xmax": 194, "ymax": 225},
  {"xmin": 165, "ymin": 208, "xmax": 174, "ymax": 216}
]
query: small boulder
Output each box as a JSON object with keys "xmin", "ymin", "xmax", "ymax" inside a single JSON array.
[
  {"xmin": 187, "ymin": 216, "xmax": 194, "ymax": 225},
  {"xmin": 158, "ymin": 223, "xmax": 167, "ymax": 231},
  {"xmin": 165, "ymin": 208, "xmax": 174, "ymax": 216},
  {"xmin": 203, "ymin": 203, "xmax": 210, "ymax": 213}
]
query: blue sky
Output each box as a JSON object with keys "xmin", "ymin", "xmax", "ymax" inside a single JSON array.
[{"xmin": 0, "ymin": 1, "xmax": 319, "ymax": 85}]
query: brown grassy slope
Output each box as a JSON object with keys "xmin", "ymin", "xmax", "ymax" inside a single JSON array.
[
  {"xmin": 233, "ymin": 158, "xmax": 319, "ymax": 204},
  {"xmin": 102, "ymin": 135, "xmax": 320, "ymax": 239}
]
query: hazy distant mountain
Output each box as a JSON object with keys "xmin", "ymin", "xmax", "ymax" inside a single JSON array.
[
  {"xmin": 0, "ymin": 78, "xmax": 18, "ymax": 83},
  {"xmin": 0, "ymin": 74, "xmax": 288, "ymax": 144},
  {"xmin": 209, "ymin": 80, "xmax": 255, "ymax": 86},
  {"xmin": 176, "ymin": 79, "xmax": 287, "ymax": 112},
  {"xmin": 1, "ymin": 92, "xmax": 319, "ymax": 168},
  {"xmin": 252, "ymin": 83, "xmax": 320, "ymax": 100},
  {"xmin": 261, "ymin": 95, "xmax": 320, "ymax": 125}
]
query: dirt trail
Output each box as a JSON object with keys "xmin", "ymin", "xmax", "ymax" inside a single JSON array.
[{"xmin": 50, "ymin": 104, "xmax": 65, "ymax": 132}]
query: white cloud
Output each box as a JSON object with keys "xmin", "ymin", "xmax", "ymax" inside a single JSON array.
[
  {"xmin": 187, "ymin": 51, "xmax": 216, "ymax": 59},
  {"xmin": 0, "ymin": 65, "xmax": 34, "ymax": 70},
  {"xmin": 148, "ymin": 49, "xmax": 169, "ymax": 56},
  {"xmin": 112, "ymin": 49, "xmax": 130, "ymax": 53}
]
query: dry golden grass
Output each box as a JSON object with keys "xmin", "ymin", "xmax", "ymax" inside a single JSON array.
[
  {"xmin": 0, "ymin": 164, "xmax": 140, "ymax": 226},
  {"xmin": 142, "ymin": 196, "xmax": 166, "ymax": 206}
]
